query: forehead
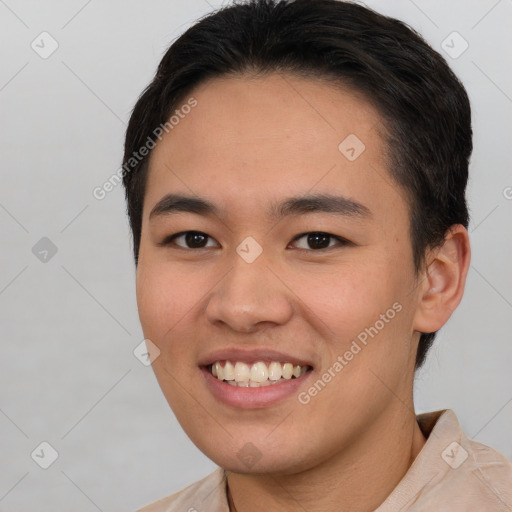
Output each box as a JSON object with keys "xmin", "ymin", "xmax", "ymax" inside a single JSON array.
[
  {"xmin": 144, "ymin": 73, "xmax": 407, "ymax": 226},
  {"xmin": 151, "ymin": 73, "xmax": 383, "ymax": 164}
]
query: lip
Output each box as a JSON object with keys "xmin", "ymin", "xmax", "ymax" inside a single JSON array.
[
  {"xmin": 201, "ymin": 366, "xmax": 314, "ymax": 409},
  {"xmin": 198, "ymin": 348, "xmax": 315, "ymax": 367}
]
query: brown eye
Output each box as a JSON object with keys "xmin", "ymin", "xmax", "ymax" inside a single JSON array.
[
  {"xmin": 290, "ymin": 232, "xmax": 350, "ymax": 251},
  {"xmin": 159, "ymin": 231, "xmax": 218, "ymax": 249}
]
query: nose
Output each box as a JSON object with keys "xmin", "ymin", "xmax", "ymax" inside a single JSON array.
[{"xmin": 204, "ymin": 251, "xmax": 294, "ymax": 333}]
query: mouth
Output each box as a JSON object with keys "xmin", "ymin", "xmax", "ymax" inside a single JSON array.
[
  {"xmin": 206, "ymin": 360, "xmax": 313, "ymax": 387},
  {"xmin": 198, "ymin": 348, "xmax": 315, "ymax": 408},
  {"xmin": 199, "ymin": 357, "xmax": 314, "ymax": 409}
]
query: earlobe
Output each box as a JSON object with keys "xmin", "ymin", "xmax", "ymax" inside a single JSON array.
[{"xmin": 412, "ymin": 225, "xmax": 471, "ymax": 334}]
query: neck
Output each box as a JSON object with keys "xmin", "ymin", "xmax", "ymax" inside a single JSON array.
[{"xmin": 226, "ymin": 405, "xmax": 426, "ymax": 512}]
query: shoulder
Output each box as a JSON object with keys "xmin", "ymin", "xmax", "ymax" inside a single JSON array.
[
  {"xmin": 448, "ymin": 435, "xmax": 512, "ymax": 509},
  {"xmin": 418, "ymin": 410, "xmax": 512, "ymax": 511},
  {"xmin": 137, "ymin": 467, "xmax": 228, "ymax": 512},
  {"xmin": 378, "ymin": 409, "xmax": 512, "ymax": 512}
]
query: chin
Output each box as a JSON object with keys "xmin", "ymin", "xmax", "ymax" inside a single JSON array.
[{"xmin": 199, "ymin": 440, "xmax": 317, "ymax": 477}]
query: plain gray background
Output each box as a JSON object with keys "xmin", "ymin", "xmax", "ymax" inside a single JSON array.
[{"xmin": 1, "ymin": 0, "xmax": 511, "ymax": 510}]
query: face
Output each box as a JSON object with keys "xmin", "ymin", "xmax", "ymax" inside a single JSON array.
[{"xmin": 136, "ymin": 73, "xmax": 424, "ymax": 474}]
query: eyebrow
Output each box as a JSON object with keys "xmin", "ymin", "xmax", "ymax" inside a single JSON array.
[{"xmin": 148, "ymin": 193, "xmax": 372, "ymax": 221}]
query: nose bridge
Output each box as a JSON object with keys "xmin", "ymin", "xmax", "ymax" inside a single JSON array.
[{"xmin": 205, "ymin": 245, "xmax": 293, "ymax": 332}]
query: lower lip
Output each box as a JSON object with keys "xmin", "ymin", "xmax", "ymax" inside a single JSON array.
[{"xmin": 200, "ymin": 367, "xmax": 313, "ymax": 409}]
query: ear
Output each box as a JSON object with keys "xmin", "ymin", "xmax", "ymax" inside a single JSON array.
[{"xmin": 412, "ymin": 224, "xmax": 471, "ymax": 334}]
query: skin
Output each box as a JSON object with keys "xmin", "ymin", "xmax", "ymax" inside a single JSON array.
[{"xmin": 136, "ymin": 73, "xmax": 470, "ymax": 511}]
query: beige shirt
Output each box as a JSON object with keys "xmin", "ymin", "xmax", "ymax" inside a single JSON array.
[{"xmin": 138, "ymin": 409, "xmax": 512, "ymax": 511}]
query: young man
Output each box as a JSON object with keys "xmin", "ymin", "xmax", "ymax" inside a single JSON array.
[{"xmin": 122, "ymin": 1, "xmax": 512, "ymax": 510}]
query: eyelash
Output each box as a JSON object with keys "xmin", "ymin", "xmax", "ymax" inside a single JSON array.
[{"xmin": 158, "ymin": 230, "xmax": 352, "ymax": 252}]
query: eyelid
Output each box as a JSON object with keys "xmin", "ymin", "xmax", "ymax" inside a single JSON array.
[
  {"xmin": 289, "ymin": 231, "xmax": 353, "ymax": 250},
  {"xmin": 158, "ymin": 230, "xmax": 352, "ymax": 251},
  {"xmin": 157, "ymin": 230, "xmax": 219, "ymax": 248}
]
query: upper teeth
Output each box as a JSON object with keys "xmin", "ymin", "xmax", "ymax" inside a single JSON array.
[{"xmin": 211, "ymin": 361, "xmax": 308, "ymax": 386}]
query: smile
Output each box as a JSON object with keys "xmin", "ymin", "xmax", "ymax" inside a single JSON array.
[
  {"xmin": 210, "ymin": 360, "xmax": 310, "ymax": 387},
  {"xmin": 201, "ymin": 362, "xmax": 313, "ymax": 408}
]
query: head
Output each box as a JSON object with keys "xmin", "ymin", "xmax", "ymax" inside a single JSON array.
[{"xmin": 122, "ymin": 0, "xmax": 471, "ymax": 474}]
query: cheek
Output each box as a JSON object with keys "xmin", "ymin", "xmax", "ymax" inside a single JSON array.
[
  {"xmin": 291, "ymin": 266, "xmax": 413, "ymax": 418},
  {"xmin": 135, "ymin": 264, "xmax": 205, "ymax": 409},
  {"xmin": 294, "ymin": 262, "xmax": 393, "ymax": 336},
  {"xmin": 135, "ymin": 263, "xmax": 203, "ymax": 343},
  {"xmin": 292, "ymin": 259, "xmax": 413, "ymax": 374}
]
